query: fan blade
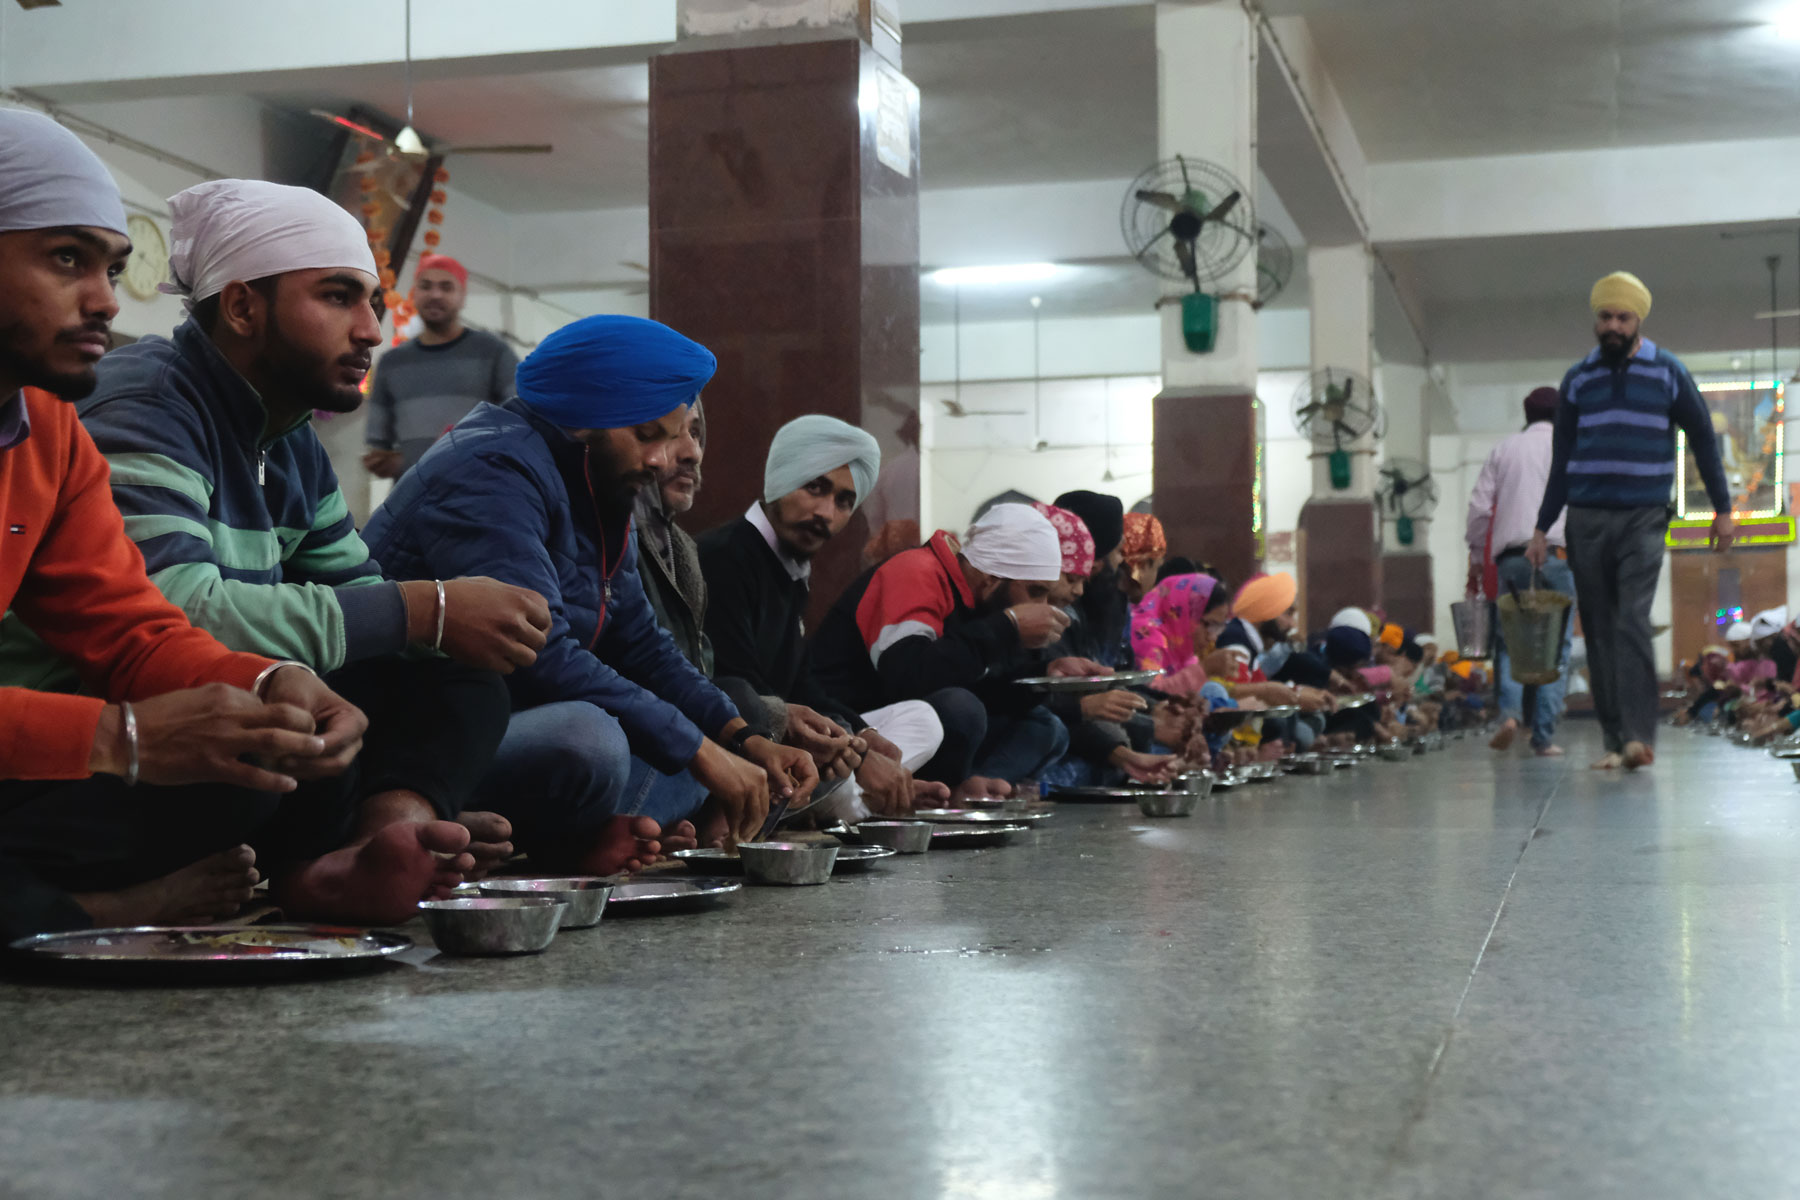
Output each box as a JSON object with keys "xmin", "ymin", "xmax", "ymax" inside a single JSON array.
[
  {"xmin": 310, "ymin": 109, "xmax": 389, "ymax": 144},
  {"xmin": 1201, "ymin": 191, "xmax": 1242, "ymax": 225},
  {"xmin": 1173, "ymin": 238, "xmax": 1198, "ymax": 281},
  {"xmin": 16, "ymin": 1, "xmax": 63, "ymax": 9},
  {"xmin": 443, "ymin": 144, "xmax": 554, "ymax": 155},
  {"xmin": 1177, "ymin": 155, "xmax": 1192, "ymax": 192},
  {"xmin": 1135, "ymin": 189, "xmax": 1189, "ymax": 214},
  {"xmin": 1333, "ymin": 419, "xmax": 1361, "ymax": 441}
]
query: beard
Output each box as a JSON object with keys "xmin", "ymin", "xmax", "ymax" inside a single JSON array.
[
  {"xmin": 585, "ymin": 435, "xmax": 655, "ymax": 518},
  {"xmin": 253, "ymin": 306, "xmax": 369, "ymax": 416},
  {"xmin": 1596, "ymin": 329, "xmax": 1632, "ymax": 365},
  {"xmin": 0, "ymin": 317, "xmax": 102, "ymax": 400}
]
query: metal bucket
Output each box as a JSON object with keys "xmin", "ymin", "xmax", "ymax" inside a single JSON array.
[
  {"xmin": 1497, "ymin": 589, "xmax": 1572, "ymax": 685},
  {"xmin": 1450, "ymin": 596, "xmax": 1491, "ymax": 658}
]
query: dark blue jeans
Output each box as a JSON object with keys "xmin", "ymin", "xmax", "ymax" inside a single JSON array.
[{"xmin": 1493, "ymin": 554, "xmax": 1577, "ymax": 750}]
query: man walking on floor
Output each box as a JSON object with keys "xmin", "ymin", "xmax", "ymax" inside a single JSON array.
[
  {"xmin": 1528, "ymin": 271, "xmax": 1734, "ymax": 771},
  {"xmin": 1468, "ymin": 386, "xmax": 1575, "ymax": 758},
  {"xmin": 361, "ymin": 253, "xmax": 516, "ymax": 480}
]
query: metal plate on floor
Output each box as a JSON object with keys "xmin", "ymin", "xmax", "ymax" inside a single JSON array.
[
  {"xmin": 6, "ymin": 925, "xmax": 412, "ymax": 981},
  {"xmin": 827, "ymin": 845, "xmax": 899, "ymax": 871},
  {"xmin": 908, "ymin": 807, "xmax": 1054, "ymax": 824},
  {"xmin": 605, "ymin": 877, "xmax": 742, "ymax": 914},
  {"xmin": 1014, "ymin": 669, "xmax": 1161, "ymax": 694},
  {"xmin": 671, "ymin": 846, "xmax": 896, "ymax": 875},
  {"xmin": 928, "ymin": 824, "xmax": 1028, "ymax": 848}
]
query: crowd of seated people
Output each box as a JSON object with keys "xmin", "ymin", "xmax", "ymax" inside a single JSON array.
[
  {"xmin": 1673, "ymin": 607, "xmax": 1800, "ymax": 741},
  {"xmin": 0, "ymin": 109, "xmax": 1487, "ymax": 943}
]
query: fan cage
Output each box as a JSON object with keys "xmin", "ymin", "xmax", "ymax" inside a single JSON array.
[
  {"xmin": 1291, "ymin": 368, "xmax": 1381, "ymax": 447},
  {"xmin": 1120, "ymin": 157, "xmax": 1258, "ymax": 287}
]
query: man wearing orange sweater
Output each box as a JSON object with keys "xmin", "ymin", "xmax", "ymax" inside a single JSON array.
[{"xmin": 0, "ymin": 109, "xmax": 474, "ymax": 939}]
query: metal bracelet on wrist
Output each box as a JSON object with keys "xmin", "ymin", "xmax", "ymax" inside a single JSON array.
[
  {"xmin": 121, "ymin": 700, "xmax": 139, "ymax": 787},
  {"xmin": 253, "ymin": 660, "xmax": 318, "ymax": 699},
  {"xmin": 434, "ymin": 580, "xmax": 447, "ymax": 651}
]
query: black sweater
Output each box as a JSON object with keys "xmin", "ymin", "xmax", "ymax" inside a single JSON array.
[{"xmin": 696, "ymin": 515, "xmax": 863, "ymax": 731}]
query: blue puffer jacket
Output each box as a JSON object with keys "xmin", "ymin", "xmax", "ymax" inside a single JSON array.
[{"xmin": 362, "ymin": 397, "xmax": 737, "ymax": 772}]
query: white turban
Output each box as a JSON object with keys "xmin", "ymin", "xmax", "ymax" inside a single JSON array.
[
  {"xmin": 763, "ymin": 414, "xmax": 882, "ymax": 509},
  {"xmin": 1329, "ymin": 607, "xmax": 1373, "ymax": 636},
  {"xmin": 1750, "ymin": 607, "xmax": 1789, "ymax": 640},
  {"xmin": 163, "ymin": 179, "xmax": 378, "ymax": 308},
  {"xmin": 1414, "ymin": 633, "xmax": 1437, "ymax": 647},
  {"xmin": 961, "ymin": 503, "xmax": 1061, "ymax": 583},
  {"xmin": 1726, "ymin": 620, "xmax": 1754, "ymax": 643},
  {"xmin": 0, "ymin": 109, "xmax": 126, "ymax": 236}
]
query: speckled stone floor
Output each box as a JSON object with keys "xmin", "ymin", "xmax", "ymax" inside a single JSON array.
[{"xmin": 5, "ymin": 722, "xmax": 1800, "ymax": 1200}]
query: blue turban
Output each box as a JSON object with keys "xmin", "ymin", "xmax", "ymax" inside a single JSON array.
[
  {"xmin": 1322, "ymin": 626, "xmax": 1372, "ymax": 670},
  {"xmin": 763, "ymin": 415, "xmax": 882, "ymax": 509},
  {"xmin": 515, "ymin": 314, "xmax": 716, "ymax": 429}
]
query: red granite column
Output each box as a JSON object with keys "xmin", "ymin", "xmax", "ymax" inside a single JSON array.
[
  {"xmin": 1298, "ymin": 499, "xmax": 1381, "ymax": 633},
  {"xmin": 649, "ymin": 36, "xmax": 919, "ymax": 622},
  {"xmin": 1153, "ymin": 390, "xmax": 1260, "ymax": 587},
  {"xmin": 1381, "ymin": 553, "xmax": 1434, "ymax": 633}
]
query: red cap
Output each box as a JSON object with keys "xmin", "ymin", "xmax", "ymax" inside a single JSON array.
[{"xmin": 415, "ymin": 253, "xmax": 467, "ymax": 288}]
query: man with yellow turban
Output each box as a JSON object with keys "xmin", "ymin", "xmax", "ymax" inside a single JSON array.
[{"xmin": 1527, "ymin": 271, "xmax": 1733, "ymax": 772}]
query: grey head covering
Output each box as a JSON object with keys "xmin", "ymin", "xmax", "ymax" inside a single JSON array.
[{"xmin": 0, "ymin": 108, "xmax": 127, "ymax": 236}]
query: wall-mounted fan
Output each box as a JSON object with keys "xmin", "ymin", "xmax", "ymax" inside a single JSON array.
[
  {"xmin": 1292, "ymin": 368, "xmax": 1381, "ymax": 490},
  {"xmin": 1255, "ymin": 223, "xmax": 1293, "ymax": 310},
  {"xmin": 1375, "ymin": 456, "xmax": 1438, "ymax": 546},
  {"xmin": 1121, "ymin": 155, "xmax": 1256, "ymax": 354}
]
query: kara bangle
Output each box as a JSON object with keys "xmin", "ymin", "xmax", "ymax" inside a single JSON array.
[
  {"xmin": 121, "ymin": 701, "xmax": 139, "ymax": 787},
  {"xmin": 434, "ymin": 580, "xmax": 447, "ymax": 651},
  {"xmin": 253, "ymin": 660, "xmax": 317, "ymax": 699}
]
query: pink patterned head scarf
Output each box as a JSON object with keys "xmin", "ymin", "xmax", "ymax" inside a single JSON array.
[
  {"xmin": 1129, "ymin": 573, "xmax": 1222, "ymax": 674},
  {"xmin": 1030, "ymin": 502, "xmax": 1096, "ymax": 577}
]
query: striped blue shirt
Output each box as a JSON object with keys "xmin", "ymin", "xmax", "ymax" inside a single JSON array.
[{"xmin": 1535, "ymin": 337, "xmax": 1731, "ymax": 530}]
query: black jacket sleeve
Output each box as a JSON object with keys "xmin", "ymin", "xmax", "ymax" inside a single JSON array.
[{"xmin": 875, "ymin": 610, "xmax": 1028, "ymax": 701}]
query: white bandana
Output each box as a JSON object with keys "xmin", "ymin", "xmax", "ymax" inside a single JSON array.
[
  {"xmin": 961, "ymin": 503, "xmax": 1061, "ymax": 583},
  {"xmin": 0, "ymin": 108, "xmax": 127, "ymax": 236},
  {"xmin": 163, "ymin": 179, "xmax": 377, "ymax": 308}
]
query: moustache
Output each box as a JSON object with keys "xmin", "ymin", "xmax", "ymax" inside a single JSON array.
[
  {"xmin": 55, "ymin": 320, "xmax": 112, "ymax": 342},
  {"xmin": 797, "ymin": 519, "xmax": 832, "ymax": 540},
  {"xmin": 339, "ymin": 352, "xmax": 373, "ymax": 372}
]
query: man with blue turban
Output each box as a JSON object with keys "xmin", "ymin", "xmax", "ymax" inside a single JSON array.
[
  {"xmin": 365, "ymin": 314, "xmax": 818, "ymax": 859},
  {"xmin": 699, "ymin": 414, "xmax": 951, "ymax": 824}
]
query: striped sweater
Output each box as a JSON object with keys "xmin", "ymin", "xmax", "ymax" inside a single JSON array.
[
  {"xmin": 1536, "ymin": 337, "xmax": 1731, "ymax": 530},
  {"xmin": 0, "ymin": 321, "xmax": 405, "ymax": 685}
]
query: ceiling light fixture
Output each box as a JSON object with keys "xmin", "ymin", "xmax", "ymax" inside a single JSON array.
[
  {"xmin": 1769, "ymin": 2, "xmax": 1800, "ymax": 40},
  {"xmin": 929, "ymin": 263, "xmax": 1062, "ymax": 287}
]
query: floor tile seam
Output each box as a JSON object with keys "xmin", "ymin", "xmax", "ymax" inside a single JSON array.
[{"xmin": 1379, "ymin": 747, "xmax": 1570, "ymax": 1179}]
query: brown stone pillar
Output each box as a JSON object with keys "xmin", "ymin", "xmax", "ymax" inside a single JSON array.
[
  {"xmin": 1152, "ymin": 390, "xmax": 1259, "ymax": 588},
  {"xmin": 1297, "ymin": 499, "xmax": 1380, "ymax": 633},
  {"xmin": 649, "ymin": 35, "xmax": 919, "ymax": 624},
  {"xmin": 1381, "ymin": 553, "xmax": 1434, "ymax": 634}
]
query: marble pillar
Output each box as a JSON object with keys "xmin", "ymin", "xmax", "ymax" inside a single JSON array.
[
  {"xmin": 1149, "ymin": 1, "xmax": 1261, "ymax": 586},
  {"xmin": 649, "ymin": 15, "xmax": 919, "ymax": 624},
  {"xmin": 1298, "ymin": 242, "xmax": 1379, "ymax": 631}
]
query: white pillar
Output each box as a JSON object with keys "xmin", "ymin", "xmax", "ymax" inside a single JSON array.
[
  {"xmin": 1155, "ymin": 0, "xmax": 1258, "ymax": 394},
  {"xmin": 1307, "ymin": 242, "xmax": 1375, "ymax": 496}
]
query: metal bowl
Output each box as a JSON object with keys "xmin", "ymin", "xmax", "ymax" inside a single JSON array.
[
  {"xmin": 852, "ymin": 820, "xmax": 934, "ymax": 853},
  {"xmin": 1378, "ymin": 742, "xmax": 1410, "ymax": 762},
  {"xmin": 1287, "ymin": 755, "xmax": 1331, "ymax": 775},
  {"xmin": 1136, "ymin": 789, "xmax": 1200, "ymax": 817},
  {"xmin": 477, "ymin": 877, "xmax": 614, "ymax": 929},
  {"xmin": 737, "ymin": 841, "xmax": 840, "ymax": 886},
  {"xmin": 418, "ymin": 897, "xmax": 565, "ymax": 956}
]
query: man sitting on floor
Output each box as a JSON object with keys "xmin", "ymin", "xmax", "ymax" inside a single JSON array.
[
  {"xmin": 811, "ymin": 502, "xmax": 1080, "ymax": 800},
  {"xmin": 364, "ymin": 314, "xmax": 818, "ymax": 851},
  {"xmin": 0, "ymin": 110, "xmax": 473, "ymax": 939},
  {"xmin": 699, "ymin": 414, "xmax": 951, "ymax": 825},
  {"xmin": 12, "ymin": 178, "xmax": 558, "ymax": 879}
]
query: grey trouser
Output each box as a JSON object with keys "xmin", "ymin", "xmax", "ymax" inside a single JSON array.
[{"xmin": 1564, "ymin": 505, "xmax": 1666, "ymax": 751}]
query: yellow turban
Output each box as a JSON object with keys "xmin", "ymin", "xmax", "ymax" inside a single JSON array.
[
  {"xmin": 1378, "ymin": 623, "xmax": 1404, "ymax": 650},
  {"xmin": 1590, "ymin": 271, "xmax": 1652, "ymax": 320},
  {"xmin": 1232, "ymin": 572, "xmax": 1297, "ymax": 625}
]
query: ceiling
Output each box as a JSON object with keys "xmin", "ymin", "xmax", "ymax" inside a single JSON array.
[{"xmin": 1261, "ymin": 0, "xmax": 1800, "ymax": 161}]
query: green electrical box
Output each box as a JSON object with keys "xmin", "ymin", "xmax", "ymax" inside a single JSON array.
[
  {"xmin": 1328, "ymin": 448, "xmax": 1351, "ymax": 490},
  {"xmin": 1396, "ymin": 515, "xmax": 1415, "ymax": 546},
  {"xmin": 1180, "ymin": 292, "xmax": 1217, "ymax": 354}
]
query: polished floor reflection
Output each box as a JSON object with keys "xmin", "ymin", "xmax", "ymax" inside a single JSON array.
[{"xmin": 4, "ymin": 722, "xmax": 1800, "ymax": 1199}]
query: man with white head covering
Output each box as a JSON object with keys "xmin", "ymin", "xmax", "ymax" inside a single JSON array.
[
  {"xmin": 812, "ymin": 502, "xmax": 1079, "ymax": 800},
  {"xmin": 701, "ymin": 414, "xmax": 951, "ymax": 822},
  {"xmin": 366, "ymin": 313, "xmax": 819, "ymax": 855},
  {"xmin": 36, "ymin": 177, "xmax": 558, "ymax": 881},
  {"xmin": 0, "ymin": 112, "xmax": 455, "ymax": 939}
]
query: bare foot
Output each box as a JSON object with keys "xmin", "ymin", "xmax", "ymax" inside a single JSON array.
[
  {"xmin": 1622, "ymin": 741, "xmax": 1655, "ymax": 771},
  {"xmin": 272, "ymin": 821, "xmax": 471, "ymax": 926},
  {"xmin": 456, "ymin": 811, "xmax": 515, "ymax": 880},
  {"xmin": 1489, "ymin": 718, "xmax": 1519, "ymax": 752},
  {"xmin": 74, "ymin": 845, "xmax": 260, "ymax": 927},
  {"xmin": 574, "ymin": 815, "xmax": 664, "ymax": 875},
  {"xmin": 913, "ymin": 779, "xmax": 952, "ymax": 805},
  {"xmin": 1534, "ymin": 744, "xmax": 1564, "ymax": 757},
  {"xmin": 659, "ymin": 820, "xmax": 699, "ymax": 855},
  {"xmin": 952, "ymin": 776, "xmax": 1010, "ymax": 804},
  {"xmin": 1591, "ymin": 752, "xmax": 1623, "ymax": 771},
  {"xmin": 695, "ymin": 797, "xmax": 732, "ymax": 849}
]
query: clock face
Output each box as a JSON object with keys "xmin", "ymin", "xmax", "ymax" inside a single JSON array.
[{"xmin": 122, "ymin": 214, "xmax": 169, "ymax": 302}]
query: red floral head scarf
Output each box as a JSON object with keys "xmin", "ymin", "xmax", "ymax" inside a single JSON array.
[{"xmin": 1030, "ymin": 502, "xmax": 1096, "ymax": 577}]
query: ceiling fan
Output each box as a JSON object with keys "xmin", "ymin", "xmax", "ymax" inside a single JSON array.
[{"xmin": 306, "ymin": 0, "xmax": 550, "ymax": 161}]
